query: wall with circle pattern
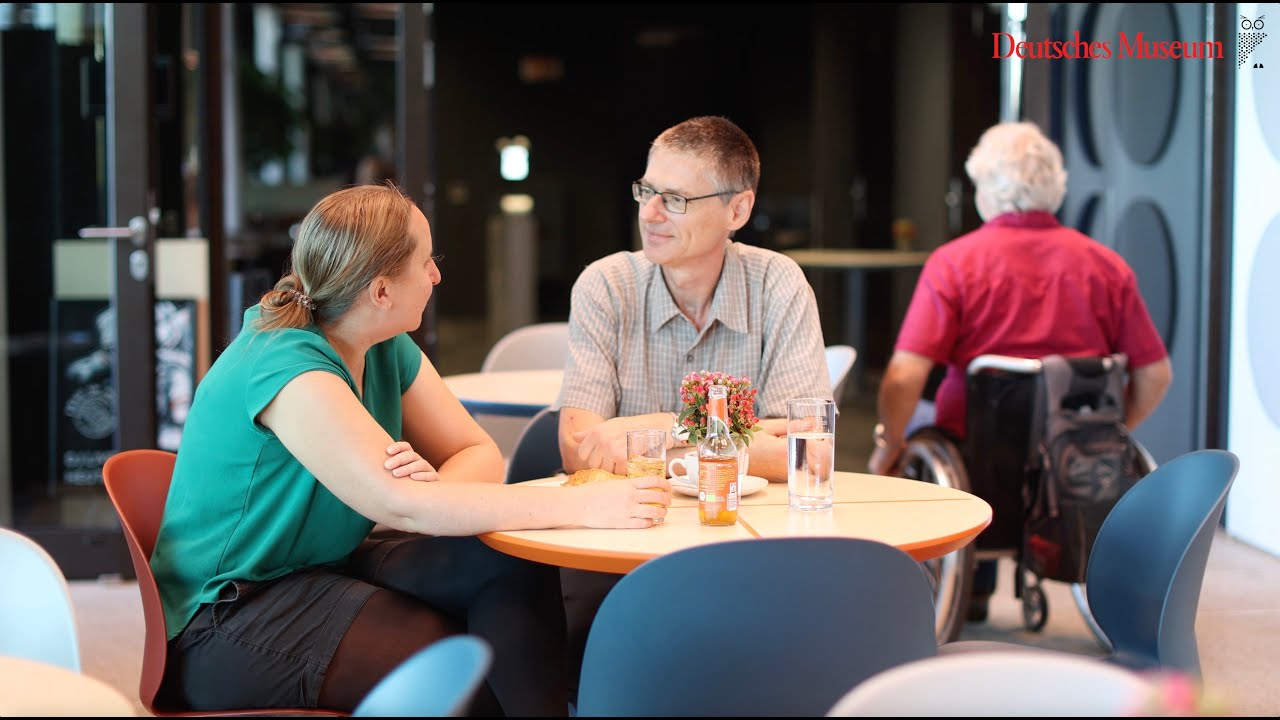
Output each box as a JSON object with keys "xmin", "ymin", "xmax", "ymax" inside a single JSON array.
[{"xmin": 1052, "ymin": 3, "xmax": 1206, "ymax": 465}]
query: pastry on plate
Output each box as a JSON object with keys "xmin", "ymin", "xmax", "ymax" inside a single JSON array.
[{"xmin": 562, "ymin": 467, "xmax": 626, "ymax": 486}]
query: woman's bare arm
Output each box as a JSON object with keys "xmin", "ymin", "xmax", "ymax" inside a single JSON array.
[
  {"xmin": 399, "ymin": 351, "xmax": 504, "ymax": 485},
  {"xmin": 260, "ymin": 370, "xmax": 669, "ymax": 535}
]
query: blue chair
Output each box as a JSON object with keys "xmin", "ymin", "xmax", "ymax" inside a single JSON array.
[
  {"xmin": 504, "ymin": 407, "xmax": 562, "ymax": 484},
  {"xmin": 941, "ymin": 449, "xmax": 1238, "ymax": 676},
  {"xmin": 1086, "ymin": 448, "xmax": 1237, "ymax": 675},
  {"xmin": 576, "ymin": 537, "xmax": 938, "ymax": 717},
  {"xmin": 352, "ymin": 635, "xmax": 493, "ymax": 717},
  {"xmin": 0, "ymin": 527, "xmax": 81, "ymax": 671}
]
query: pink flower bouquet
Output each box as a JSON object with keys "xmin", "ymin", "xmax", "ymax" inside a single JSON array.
[{"xmin": 676, "ymin": 370, "xmax": 761, "ymax": 446}]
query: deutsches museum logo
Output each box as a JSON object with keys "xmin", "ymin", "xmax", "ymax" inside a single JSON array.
[{"xmin": 993, "ymin": 30, "xmax": 1224, "ymax": 60}]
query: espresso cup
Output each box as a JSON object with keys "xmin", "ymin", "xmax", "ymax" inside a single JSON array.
[
  {"xmin": 667, "ymin": 451, "xmax": 698, "ymax": 483},
  {"xmin": 668, "ymin": 448, "xmax": 750, "ymax": 482}
]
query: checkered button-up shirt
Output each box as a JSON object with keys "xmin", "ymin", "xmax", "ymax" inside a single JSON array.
[{"xmin": 556, "ymin": 241, "xmax": 830, "ymax": 420}]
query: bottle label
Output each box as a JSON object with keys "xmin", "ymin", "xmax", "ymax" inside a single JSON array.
[{"xmin": 698, "ymin": 458, "xmax": 738, "ymax": 523}]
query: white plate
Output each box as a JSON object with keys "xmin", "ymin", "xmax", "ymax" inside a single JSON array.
[{"xmin": 670, "ymin": 474, "xmax": 769, "ymax": 497}]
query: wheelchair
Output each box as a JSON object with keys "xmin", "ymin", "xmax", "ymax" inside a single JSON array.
[{"xmin": 897, "ymin": 354, "xmax": 1157, "ymax": 644}]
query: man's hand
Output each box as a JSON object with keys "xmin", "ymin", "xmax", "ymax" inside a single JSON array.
[
  {"xmin": 562, "ymin": 410, "xmax": 676, "ymax": 475},
  {"xmin": 756, "ymin": 417, "xmax": 788, "ymax": 437},
  {"xmin": 572, "ymin": 416, "xmax": 640, "ymax": 475}
]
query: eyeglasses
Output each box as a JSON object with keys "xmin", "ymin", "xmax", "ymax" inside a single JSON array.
[{"xmin": 631, "ymin": 181, "xmax": 737, "ymax": 214}]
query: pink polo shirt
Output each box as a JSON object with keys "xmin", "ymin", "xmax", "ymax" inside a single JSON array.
[{"xmin": 895, "ymin": 211, "xmax": 1168, "ymax": 438}]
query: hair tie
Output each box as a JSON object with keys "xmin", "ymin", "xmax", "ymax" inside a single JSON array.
[{"xmin": 290, "ymin": 289, "xmax": 315, "ymax": 311}]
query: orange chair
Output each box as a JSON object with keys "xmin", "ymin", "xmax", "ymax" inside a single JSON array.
[{"xmin": 102, "ymin": 449, "xmax": 343, "ymax": 717}]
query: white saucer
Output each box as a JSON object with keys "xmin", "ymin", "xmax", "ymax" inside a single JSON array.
[{"xmin": 670, "ymin": 474, "xmax": 769, "ymax": 497}]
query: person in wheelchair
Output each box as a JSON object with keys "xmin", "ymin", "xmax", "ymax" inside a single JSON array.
[{"xmin": 867, "ymin": 121, "xmax": 1173, "ymax": 623}]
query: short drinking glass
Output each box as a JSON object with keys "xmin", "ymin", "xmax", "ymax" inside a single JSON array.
[
  {"xmin": 626, "ymin": 429, "xmax": 668, "ymax": 524},
  {"xmin": 787, "ymin": 398, "xmax": 837, "ymax": 511}
]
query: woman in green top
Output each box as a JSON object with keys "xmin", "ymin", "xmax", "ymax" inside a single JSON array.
[{"xmin": 149, "ymin": 183, "xmax": 670, "ymax": 715}]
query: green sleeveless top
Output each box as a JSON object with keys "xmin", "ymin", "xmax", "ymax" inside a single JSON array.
[{"xmin": 150, "ymin": 307, "xmax": 422, "ymax": 639}]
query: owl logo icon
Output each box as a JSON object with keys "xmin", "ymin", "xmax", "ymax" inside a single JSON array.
[{"xmin": 1240, "ymin": 15, "xmax": 1266, "ymax": 68}]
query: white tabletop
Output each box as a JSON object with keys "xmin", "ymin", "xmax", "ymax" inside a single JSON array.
[
  {"xmin": 479, "ymin": 471, "xmax": 991, "ymax": 573},
  {"xmin": 442, "ymin": 369, "xmax": 563, "ymax": 418},
  {"xmin": 0, "ymin": 656, "xmax": 139, "ymax": 716},
  {"xmin": 784, "ymin": 248, "xmax": 931, "ymax": 269}
]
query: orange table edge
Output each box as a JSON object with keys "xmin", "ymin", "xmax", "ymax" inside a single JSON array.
[{"xmin": 479, "ymin": 495, "xmax": 992, "ymax": 573}]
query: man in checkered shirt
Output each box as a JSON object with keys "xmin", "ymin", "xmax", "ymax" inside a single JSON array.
[{"xmin": 555, "ymin": 115, "xmax": 831, "ymax": 483}]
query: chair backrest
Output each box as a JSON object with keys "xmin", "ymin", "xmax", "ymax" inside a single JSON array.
[
  {"xmin": 826, "ymin": 651, "xmax": 1153, "ymax": 716},
  {"xmin": 480, "ymin": 322, "xmax": 570, "ymax": 373},
  {"xmin": 352, "ymin": 635, "xmax": 493, "ymax": 717},
  {"xmin": 0, "ymin": 527, "xmax": 81, "ymax": 671},
  {"xmin": 825, "ymin": 344, "xmax": 857, "ymax": 402},
  {"xmin": 101, "ymin": 449, "xmax": 178, "ymax": 713},
  {"xmin": 103, "ymin": 449, "xmax": 343, "ymax": 717},
  {"xmin": 576, "ymin": 537, "xmax": 938, "ymax": 717},
  {"xmin": 504, "ymin": 407, "xmax": 562, "ymax": 484},
  {"xmin": 1086, "ymin": 448, "xmax": 1238, "ymax": 676}
]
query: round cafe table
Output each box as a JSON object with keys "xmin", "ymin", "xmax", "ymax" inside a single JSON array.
[
  {"xmin": 0, "ymin": 656, "xmax": 139, "ymax": 716},
  {"xmin": 442, "ymin": 369, "xmax": 563, "ymax": 418},
  {"xmin": 478, "ymin": 471, "xmax": 992, "ymax": 573}
]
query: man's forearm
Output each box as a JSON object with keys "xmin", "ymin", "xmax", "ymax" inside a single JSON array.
[{"xmin": 561, "ymin": 410, "xmax": 677, "ymax": 473}]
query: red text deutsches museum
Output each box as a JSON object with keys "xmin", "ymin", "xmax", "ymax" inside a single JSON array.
[{"xmin": 993, "ymin": 31, "xmax": 1223, "ymax": 60}]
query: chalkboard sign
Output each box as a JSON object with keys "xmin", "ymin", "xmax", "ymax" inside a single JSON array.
[{"xmin": 49, "ymin": 298, "xmax": 197, "ymax": 487}]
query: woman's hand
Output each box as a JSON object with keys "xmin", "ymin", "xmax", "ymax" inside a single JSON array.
[
  {"xmin": 384, "ymin": 441, "xmax": 440, "ymax": 482},
  {"xmin": 573, "ymin": 475, "xmax": 671, "ymax": 528}
]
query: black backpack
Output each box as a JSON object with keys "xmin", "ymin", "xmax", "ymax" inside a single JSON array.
[{"xmin": 1022, "ymin": 354, "xmax": 1146, "ymax": 584}]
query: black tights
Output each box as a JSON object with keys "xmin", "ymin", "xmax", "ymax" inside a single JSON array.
[
  {"xmin": 331, "ymin": 531, "xmax": 569, "ymax": 716},
  {"xmin": 319, "ymin": 587, "xmax": 472, "ymax": 711},
  {"xmin": 163, "ymin": 532, "xmax": 566, "ymax": 716}
]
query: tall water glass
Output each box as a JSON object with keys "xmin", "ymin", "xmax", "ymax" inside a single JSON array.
[{"xmin": 787, "ymin": 398, "xmax": 837, "ymax": 510}]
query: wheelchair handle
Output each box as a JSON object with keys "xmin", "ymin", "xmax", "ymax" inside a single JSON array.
[
  {"xmin": 967, "ymin": 355, "xmax": 1043, "ymax": 376},
  {"xmin": 966, "ymin": 354, "xmax": 1123, "ymax": 377}
]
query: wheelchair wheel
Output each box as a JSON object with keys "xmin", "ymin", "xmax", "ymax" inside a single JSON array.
[
  {"xmin": 899, "ymin": 428, "xmax": 975, "ymax": 644},
  {"xmin": 1021, "ymin": 581, "xmax": 1048, "ymax": 632}
]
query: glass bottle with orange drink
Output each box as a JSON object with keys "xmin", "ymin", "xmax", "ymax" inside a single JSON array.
[{"xmin": 697, "ymin": 384, "xmax": 739, "ymax": 526}]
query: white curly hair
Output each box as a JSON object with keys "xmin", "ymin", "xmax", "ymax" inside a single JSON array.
[{"xmin": 964, "ymin": 121, "xmax": 1068, "ymax": 221}]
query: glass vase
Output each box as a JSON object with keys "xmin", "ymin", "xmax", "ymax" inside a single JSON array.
[{"xmin": 733, "ymin": 434, "xmax": 750, "ymax": 479}]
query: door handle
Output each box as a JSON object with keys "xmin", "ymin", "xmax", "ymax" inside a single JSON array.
[
  {"xmin": 78, "ymin": 215, "xmax": 149, "ymax": 248},
  {"xmin": 78, "ymin": 216, "xmax": 151, "ymax": 281}
]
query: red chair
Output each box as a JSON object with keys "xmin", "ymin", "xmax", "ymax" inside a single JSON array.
[{"xmin": 102, "ymin": 449, "xmax": 343, "ymax": 717}]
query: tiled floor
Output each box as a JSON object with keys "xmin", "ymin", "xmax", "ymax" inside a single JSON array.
[{"xmin": 63, "ymin": 315, "xmax": 1280, "ymax": 716}]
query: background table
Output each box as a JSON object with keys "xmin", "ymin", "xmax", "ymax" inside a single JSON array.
[
  {"xmin": 785, "ymin": 248, "xmax": 930, "ymax": 393},
  {"xmin": 443, "ymin": 369, "xmax": 563, "ymax": 418},
  {"xmin": 0, "ymin": 656, "xmax": 138, "ymax": 716},
  {"xmin": 479, "ymin": 471, "xmax": 991, "ymax": 573}
]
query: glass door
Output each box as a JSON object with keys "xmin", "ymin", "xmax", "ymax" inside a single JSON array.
[
  {"xmin": 1, "ymin": 3, "xmax": 433, "ymax": 578},
  {"xmin": 0, "ymin": 3, "xmax": 172, "ymax": 577}
]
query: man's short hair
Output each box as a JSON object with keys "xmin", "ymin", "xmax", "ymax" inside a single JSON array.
[{"xmin": 652, "ymin": 116, "xmax": 761, "ymax": 195}]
